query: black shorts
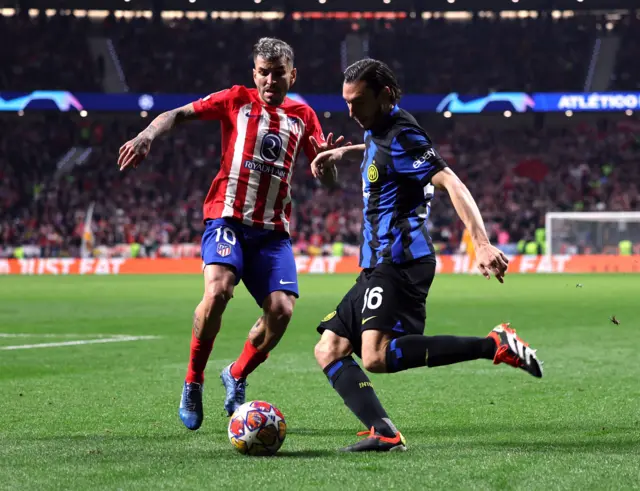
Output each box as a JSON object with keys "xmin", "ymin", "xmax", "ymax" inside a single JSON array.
[{"xmin": 317, "ymin": 256, "xmax": 436, "ymax": 358}]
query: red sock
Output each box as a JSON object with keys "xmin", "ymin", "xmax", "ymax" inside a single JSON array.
[
  {"xmin": 230, "ymin": 340, "xmax": 269, "ymax": 380},
  {"xmin": 185, "ymin": 332, "xmax": 215, "ymax": 384}
]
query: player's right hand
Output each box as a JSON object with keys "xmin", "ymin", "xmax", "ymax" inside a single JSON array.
[
  {"xmin": 310, "ymin": 148, "xmax": 342, "ymax": 179},
  {"xmin": 475, "ymin": 243, "xmax": 509, "ymax": 283},
  {"xmin": 118, "ymin": 133, "xmax": 152, "ymax": 171}
]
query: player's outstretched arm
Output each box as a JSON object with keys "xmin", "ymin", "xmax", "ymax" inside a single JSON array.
[
  {"xmin": 432, "ymin": 167, "xmax": 509, "ymax": 282},
  {"xmin": 118, "ymin": 103, "xmax": 199, "ymax": 171},
  {"xmin": 310, "ymin": 144, "xmax": 365, "ymax": 188}
]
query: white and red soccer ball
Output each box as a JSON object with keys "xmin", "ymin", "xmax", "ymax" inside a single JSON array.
[{"xmin": 228, "ymin": 400, "xmax": 286, "ymax": 456}]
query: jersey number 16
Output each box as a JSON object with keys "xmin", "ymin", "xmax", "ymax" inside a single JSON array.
[{"xmin": 362, "ymin": 286, "xmax": 383, "ymax": 312}]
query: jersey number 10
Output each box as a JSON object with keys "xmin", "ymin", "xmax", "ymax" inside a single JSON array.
[{"xmin": 214, "ymin": 226, "xmax": 237, "ymax": 245}]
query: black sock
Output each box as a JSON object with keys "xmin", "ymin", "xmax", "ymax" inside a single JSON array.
[
  {"xmin": 386, "ymin": 335, "xmax": 496, "ymax": 373},
  {"xmin": 323, "ymin": 356, "xmax": 396, "ymax": 437}
]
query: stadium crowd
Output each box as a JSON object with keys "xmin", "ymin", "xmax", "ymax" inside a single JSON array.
[
  {"xmin": 1, "ymin": 12, "xmax": 633, "ymax": 94},
  {"xmin": 2, "ymin": 114, "xmax": 638, "ymax": 258},
  {"xmin": 610, "ymin": 14, "xmax": 640, "ymax": 90},
  {"xmin": 110, "ymin": 15, "xmax": 600, "ymax": 94},
  {"xmin": 0, "ymin": 13, "xmax": 102, "ymax": 91},
  {"xmin": 2, "ymin": 11, "xmax": 639, "ymax": 258}
]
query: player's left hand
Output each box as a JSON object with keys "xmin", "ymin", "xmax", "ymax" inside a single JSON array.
[
  {"xmin": 475, "ymin": 243, "xmax": 509, "ymax": 283},
  {"xmin": 118, "ymin": 132, "xmax": 152, "ymax": 171},
  {"xmin": 309, "ymin": 132, "xmax": 350, "ymax": 155}
]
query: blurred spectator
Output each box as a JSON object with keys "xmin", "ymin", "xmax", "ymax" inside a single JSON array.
[
  {"xmin": 0, "ymin": 13, "xmax": 101, "ymax": 91},
  {"xmin": 1, "ymin": 13, "xmax": 627, "ymax": 94},
  {"xmin": 1, "ymin": 11, "xmax": 639, "ymax": 258},
  {"xmin": 1, "ymin": 113, "xmax": 638, "ymax": 257},
  {"xmin": 611, "ymin": 14, "xmax": 640, "ymax": 90}
]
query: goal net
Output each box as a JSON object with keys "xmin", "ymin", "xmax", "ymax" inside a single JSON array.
[{"xmin": 545, "ymin": 212, "xmax": 640, "ymax": 255}]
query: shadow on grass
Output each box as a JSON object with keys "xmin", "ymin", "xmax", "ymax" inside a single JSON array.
[
  {"xmin": 287, "ymin": 425, "xmax": 640, "ymax": 456},
  {"xmin": 17, "ymin": 433, "xmax": 335, "ymax": 459},
  {"xmin": 409, "ymin": 438, "xmax": 640, "ymax": 457},
  {"xmin": 272, "ymin": 450, "xmax": 335, "ymax": 458},
  {"xmin": 288, "ymin": 428, "xmax": 355, "ymax": 437},
  {"xmin": 19, "ymin": 422, "xmax": 640, "ymax": 459}
]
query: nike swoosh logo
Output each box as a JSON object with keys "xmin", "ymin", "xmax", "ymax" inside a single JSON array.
[
  {"xmin": 362, "ymin": 316, "xmax": 377, "ymax": 325},
  {"xmin": 245, "ymin": 113, "xmax": 262, "ymax": 118},
  {"xmin": 279, "ymin": 280, "xmax": 295, "ymax": 285}
]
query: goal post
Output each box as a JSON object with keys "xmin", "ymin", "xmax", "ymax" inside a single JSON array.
[{"xmin": 545, "ymin": 212, "xmax": 640, "ymax": 255}]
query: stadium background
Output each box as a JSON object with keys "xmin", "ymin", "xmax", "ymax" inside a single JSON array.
[
  {"xmin": 1, "ymin": 0, "xmax": 639, "ymax": 272},
  {"xmin": 1, "ymin": 2, "xmax": 640, "ymax": 490}
]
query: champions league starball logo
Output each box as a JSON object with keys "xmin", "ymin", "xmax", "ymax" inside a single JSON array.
[
  {"xmin": 436, "ymin": 92, "xmax": 535, "ymax": 113},
  {"xmin": 0, "ymin": 91, "xmax": 84, "ymax": 111},
  {"xmin": 3, "ymin": 89, "xmax": 638, "ymax": 116}
]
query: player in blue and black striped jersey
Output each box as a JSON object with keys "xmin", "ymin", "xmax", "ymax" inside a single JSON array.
[
  {"xmin": 310, "ymin": 59, "xmax": 543, "ymax": 452},
  {"xmin": 359, "ymin": 104, "xmax": 442, "ymax": 268}
]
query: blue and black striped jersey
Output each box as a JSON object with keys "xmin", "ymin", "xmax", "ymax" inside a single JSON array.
[{"xmin": 360, "ymin": 105, "xmax": 447, "ymax": 268}]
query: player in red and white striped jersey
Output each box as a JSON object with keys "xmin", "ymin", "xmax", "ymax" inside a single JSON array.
[
  {"xmin": 194, "ymin": 84, "xmax": 321, "ymax": 233},
  {"xmin": 118, "ymin": 38, "xmax": 346, "ymax": 429}
]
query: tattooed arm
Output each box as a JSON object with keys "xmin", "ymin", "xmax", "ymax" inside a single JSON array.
[
  {"xmin": 141, "ymin": 103, "xmax": 199, "ymax": 140},
  {"xmin": 118, "ymin": 103, "xmax": 199, "ymax": 171}
]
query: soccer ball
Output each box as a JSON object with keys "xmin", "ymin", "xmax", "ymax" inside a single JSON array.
[{"xmin": 228, "ymin": 400, "xmax": 286, "ymax": 456}]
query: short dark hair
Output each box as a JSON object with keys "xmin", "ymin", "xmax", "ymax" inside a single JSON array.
[
  {"xmin": 343, "ymin": 59, "xmax": 401, "ymax": 103},
  {"xmin": 253, "ymin": 37, "xmax": 294, "ymax": 66}
]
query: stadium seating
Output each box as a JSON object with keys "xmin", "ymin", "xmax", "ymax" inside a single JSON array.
[
  {"xmin": 2, "ymin": 11, "xmax": 639, "ymax": 258},
  {"xmin": 610, "ymin": 14, "xmax": 640, "ymax": 90},
  {"xmin": 0, "ymin": 13, "xmax": 617, "ymax": 93},
  {"xmin": 0, "ymin": 13, "xmax": 102, "ymax": 91},
  {"xmin": 368, "ymin": 16, "xmax": 598, "ymax": 93},
  {"xmin": 2, "ymin": 114, "xmax": 638, "ymax": 258},
  {"xmin": 110, "ymin": 17, "xmax": 346, "ymax": 94}
]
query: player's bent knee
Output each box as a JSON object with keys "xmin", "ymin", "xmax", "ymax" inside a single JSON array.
[
  {"xmin": 271, "ymin": 301, "xmax": 294, "ymax": 323},
  {"xmin": 203, "ymin": 281, "xmax": 234, "ymax": 311},
  {"xmin": 314, "ymin": 333, "xmax": 352, "ymax": 368},
  {"xmin": 362, "ymin": 351, "xmax": 387, "ymax": 373},
  {"xmin": 264, "ymin": 296, "xmax": 295, "ymax": 325},
  {"xmin": 314, "ymin": 341, "xmax": 328, "ymax": 366}
]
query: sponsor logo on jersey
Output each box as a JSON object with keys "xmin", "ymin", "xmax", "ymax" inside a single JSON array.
[
  {"xmin": 260, "ymin": 133, "xmax": 283, "ymax": 162},
  {"xmin": 413, "ymin": 148, "xmax": 437, "ymax": 168},
  {"xmin": 243, "ymin": 160, "xmax": 288, "ymax": 179}
]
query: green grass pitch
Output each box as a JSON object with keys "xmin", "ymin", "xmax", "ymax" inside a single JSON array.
[{"xmin": 1, "ymin": 273, "xmax": 639, "ymax": 490}]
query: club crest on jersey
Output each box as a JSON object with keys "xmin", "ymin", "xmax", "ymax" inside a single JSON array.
[
  {"xmin": 288, "ymin": 116, "xmax": 302, "ymax": 136},
  {"xmin": 367, "ymin": 162, "xmax": 379, "ymax": 183},
  {"xmin": 217, "ymin": 243, "xmax": 231, "ymax": 257},
  {"xmin": 260, "ymin": 133, "xmax": 283, "ymax": 162}
]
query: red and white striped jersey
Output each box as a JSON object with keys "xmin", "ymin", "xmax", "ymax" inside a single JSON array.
[{"xmin": 192, "ymin": 85, "xmax": 325, "ymax": 234}]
